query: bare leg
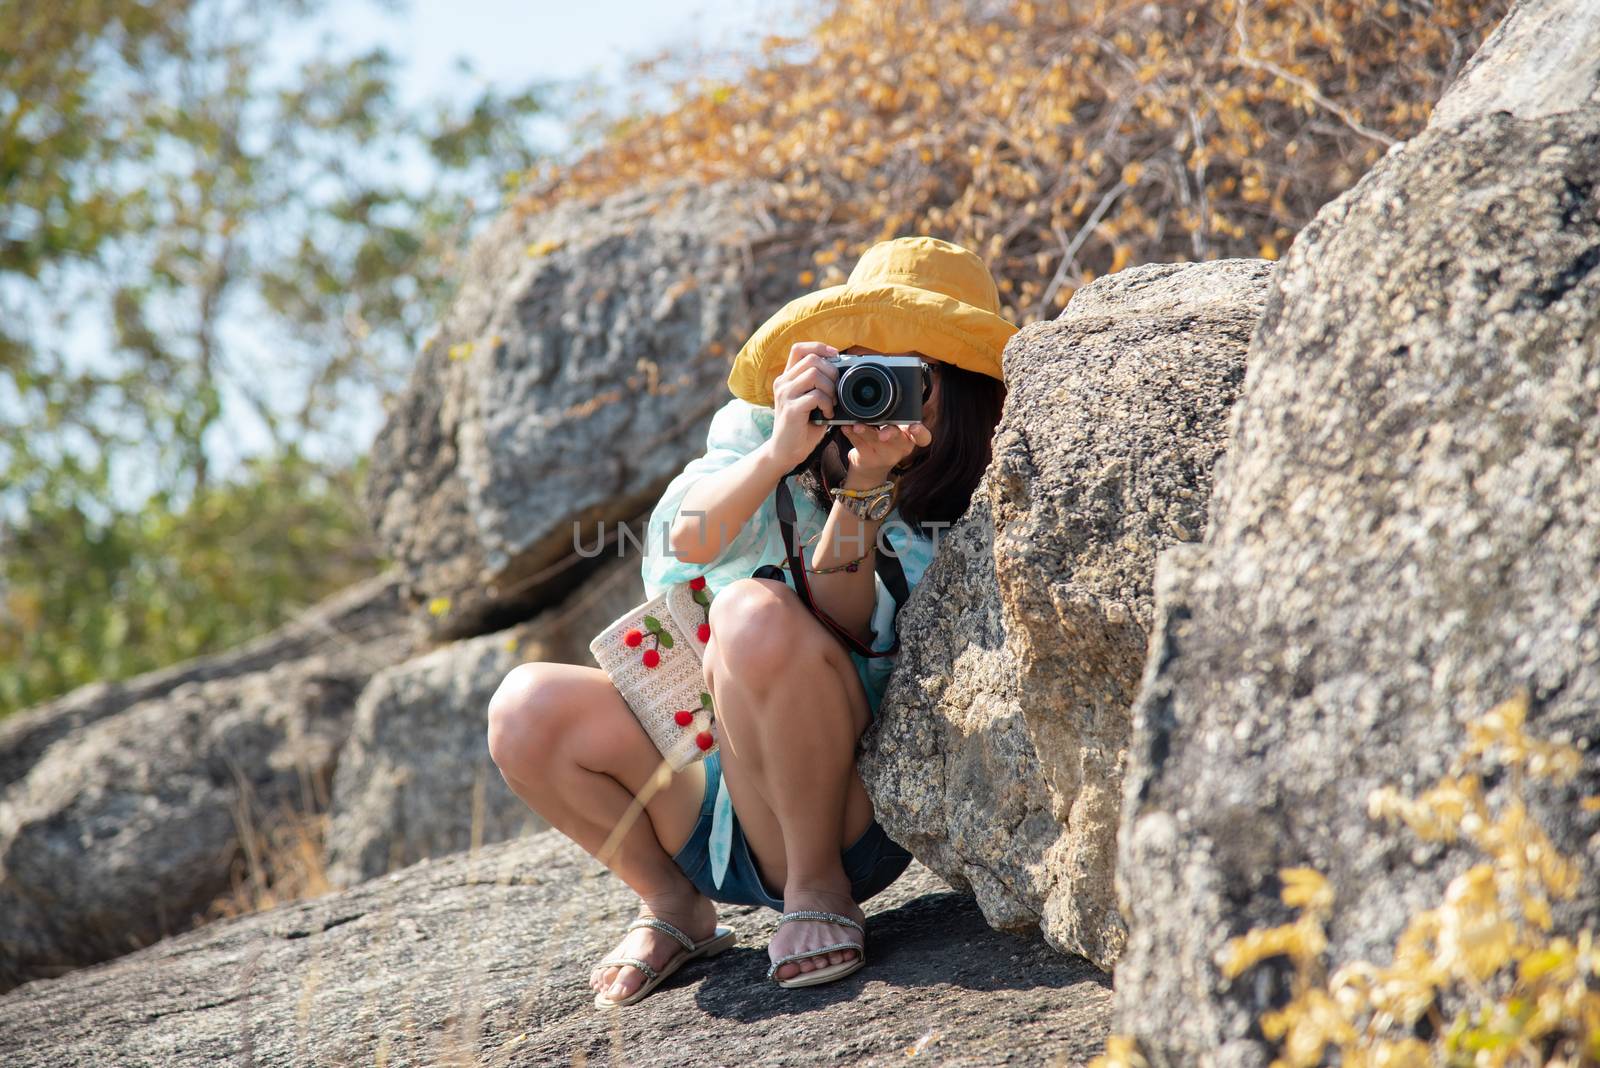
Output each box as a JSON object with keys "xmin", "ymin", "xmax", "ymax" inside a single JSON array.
[
  {"xmin": 487, "ymin": 662, "xmax": 714, "ymax": 1003},
  {"xmin": 702, "ymin": 577, "xmax": 878, "ymax": 982}
]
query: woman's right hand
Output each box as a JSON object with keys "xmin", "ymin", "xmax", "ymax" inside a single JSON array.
[{"xmin": 765, "ymin": 342, "xmax": 840, "ymax": 472}]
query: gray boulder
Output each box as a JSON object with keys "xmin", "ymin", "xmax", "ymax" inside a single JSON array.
[
  {"xmin": 325, "ymin": 554, "xmax": 646, "ymax": 887},
  {"xmin": 365, "ymin": 175, "xmax": 809, "ymax": 639},
  {"xmin": 1427, "ymin": 0, "xmax": 1599, "ymax": 127},
  {"xmin": 0, "ymin": 573, "xmax": 418, "ymax": 991},
  {"xmin": 0, "ymin": 648, "xmax": 402, "ymax": 992},
  {"xmin": 0, "ymin": 834, "xmax": 1113, "ymax": 1068},
  {"xmin": 861, "ymin": 259, "xmax": 1271, "ymax": 971},
  {"xmin": 859, "ymin": 487, "xmax": 1041, "ymax": 926},
  {"xmin": 1114, "ymin": 6, "xmax": 1600, "ymax": 1061}
]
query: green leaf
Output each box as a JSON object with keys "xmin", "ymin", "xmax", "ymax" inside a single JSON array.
[
  {"xmin": 657, "ymin": 630, "xmax": 674, "ymax": 649},
  {"xmin": 643, "ymin": 615, "xmax": 662, "ymax": 633},
  {"xmin": 692, "ymin": 588, "xmax": 710, "ymax": 606},
  {"xmin": 700, "ymin": 691, "xmax": 713, "ymax": 709}
]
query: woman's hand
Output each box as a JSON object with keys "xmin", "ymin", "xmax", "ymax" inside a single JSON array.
[
  {"xmin": 765, "ymin": 342, "xmax": 840, "ymax": 472},
  {"xmin": 841, "ymin": 420, "xmax": 932, "ymax": 483}
]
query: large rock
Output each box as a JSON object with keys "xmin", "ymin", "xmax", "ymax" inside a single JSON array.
[
  {"xmin": 0, "ymin": 652, "xmax": 379, "ymax": 992},
  {"xmin": 366, "ymin": 175, "xmax": 809, "ymax": 639},
  {"xmin": 0, "ymin": 574, "xmax": 419, "ymax": 992},
  {"xmin": 1114, "ymin": 6, "xmax": 1600, "ymax": 1061},
  {"xmin": 1426, "ymin": 0, "xmax": 1599, "ymax": 127},
  {"xmin": 325, "ymin": 555, "xmax": 646, "ymax": 887},
  {"xmin": 0, "ymin": 571, "xmax": 413, "ymax": 790},
  {"xmin": 0, "ymin": 834, "xmax": 1113, "ymax": 1067},
  {"xmin": 860, "ymin": 489, "xmax": 1039, "ymax": 924},
  {"xmin": 862, "ymin": 259, "xmax": 1271, "ymax": 971}
]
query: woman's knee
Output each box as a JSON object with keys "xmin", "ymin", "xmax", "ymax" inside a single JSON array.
[
  {"xmin": 704, "ymin": 578, "xmax": 816, "ymax": 685},
  {"xmin": 486, "ymin": 662, "xmax": 572, "ymax": 777}
]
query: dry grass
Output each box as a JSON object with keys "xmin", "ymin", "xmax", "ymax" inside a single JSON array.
[
  {"xmin": 515, "ymin": 0, "xmax": 1509, "ymax": 324},
  {"xmin": 206, "ymin": 805, "xmax": 335, "ymax": 923}
]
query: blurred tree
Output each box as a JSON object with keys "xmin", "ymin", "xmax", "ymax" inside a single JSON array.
[
  {"xmin": 0, "ymin": 0, "xmax": 556, "ymax": 716},
  {"xmin": 0, "ymin": 447, "xmax": 382, "ymax": 714}
]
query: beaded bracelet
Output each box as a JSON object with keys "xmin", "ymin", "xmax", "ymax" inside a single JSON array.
[
  {"xmin": 781, "ymin": 543, "xmax": 873, "ymax": 574},
  {"xmin": 811, "ymin": 545, "xmax": 873, "ymax": 574}
]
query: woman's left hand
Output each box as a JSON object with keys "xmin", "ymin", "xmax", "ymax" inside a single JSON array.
[{"xmin": 841, "ymin": 421, "xmax": 932, "ymax": 482}]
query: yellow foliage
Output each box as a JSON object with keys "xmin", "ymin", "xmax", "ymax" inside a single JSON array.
[
  {"xmin": 1100, "ymin": 693, "xmax": 1599, "ymax": 1067},
  {"xmin": 1087, "ymin": 1034, "xmax": 1149, "ymax": 1068},
  {"xmin": 513, "ymin": 0, "xmax": 1507, "ymax": 324},
  {"xmin": 1221, "ymin": 913, "xmax": 1329, "ymax": 979},
  {"xmin": 1261, "ymin": 989, "xmax": 1357, "ymax": 1067},
  {"xmin": 1279, "ymin": 867, "xmax": 1334, "ymax": 914}
]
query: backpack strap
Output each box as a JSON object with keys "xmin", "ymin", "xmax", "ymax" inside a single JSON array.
[
  {"xmin": 875, "ymin": 528, "xmax": 910, "ymax": 606},
  {"xmin": 824, "ymin": 429, "xmax": 909, "ymax": 610}
]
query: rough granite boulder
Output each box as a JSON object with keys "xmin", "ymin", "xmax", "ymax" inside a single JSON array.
[
  {"xmin": 0, "ymin": 652, "xmax": 386, "ymax": 992},
  {"xmin": 0, "ymin": 574, "xmax": 419, "ymax": 993},
  {"xmin": 1426, "ymin": 0, "xmax": 1599, "ymax": 128},
  {"xmin": 325, "ymin": 555, "xmax": 645, "ymax": 887},
  {"xmin": 0, "ymin": 834, "xmax": 1113, "ymax": 1068},
  {"xmin": 1114, "ymin": 5, "xmax": 1600, "ymax": 1061},
  {"xmin": 365, "ymin": 175, "xmax": 810, "ymax": 640},
  {"xmin": 861, "ymin": 259, "xmax": 1272, "ymax": 972}
]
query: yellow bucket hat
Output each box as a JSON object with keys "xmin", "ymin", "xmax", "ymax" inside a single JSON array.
[{"xmin": 726, "ymin": 236, "xmax": 1018, "ymax": 407}]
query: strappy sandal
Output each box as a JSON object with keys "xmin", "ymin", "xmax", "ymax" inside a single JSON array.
[
  {"xmin": 765, "ymin": 910, "xmax": 867, "ymax": 989},
  {"xmin": 593, "ymin": 916, "xmax": 737, "ymax": 1009}
]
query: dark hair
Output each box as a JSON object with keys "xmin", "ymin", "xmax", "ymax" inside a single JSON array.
[{"xmin": 793, "ymin": 360, "xmax": 1007, "ymax": 538}]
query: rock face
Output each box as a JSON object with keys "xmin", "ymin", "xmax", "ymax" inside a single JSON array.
[
  {"xmin": 325, "ymin": 556, "xmax": 645, "ymax": 887},
  {"xmin": 860, "ymin": 489, "xmax": 1039, "ymax": 922},
  {"xmin": 1, "ymin": 657, "xmax": 367, "ymax": 991},
  {"xmin": 0, "ymin": 574, "xmax": 419, "ymax": 993},
  {"xmin": 1426, "ymin": 0, "xmax": 1599, "ymax": 127},
  {"xmin": 861, "ymin": 259, "xmax": 1272, "ymax": 971},
  {"xmin": 1114, "ymin": 14, "xmax": 1600, "ymax": 1062},
  {"xmin": 0, "ymin": 834, "xmax": 1113, "ymax": 1068},
  {"xmin": 365, "ymin": 175, "xmax": 809, "ymax": 639}
]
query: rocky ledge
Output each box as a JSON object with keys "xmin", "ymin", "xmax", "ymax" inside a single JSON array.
[{"xmin": 0, "ymin": 833, "xmax": 1111, "ymax": 1067}]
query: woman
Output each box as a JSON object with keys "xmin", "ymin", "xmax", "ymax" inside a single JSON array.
[{"xmin": 486, "ymin": 236, "xmax": 1014, "ymax": 1007}]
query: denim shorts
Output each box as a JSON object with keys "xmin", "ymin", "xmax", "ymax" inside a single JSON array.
[{"xmin": 671, "ymin": 749, "xmax": 914, "ymax": 911}]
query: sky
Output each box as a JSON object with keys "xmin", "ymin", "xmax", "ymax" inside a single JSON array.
[{"xmin": 287, "ymin": 0, "xmax": 803, "ymax": 145}]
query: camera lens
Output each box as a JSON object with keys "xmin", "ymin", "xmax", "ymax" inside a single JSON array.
[{"xmin": 839, "ymin": 364, "xmax": 896, "ymax": 421}]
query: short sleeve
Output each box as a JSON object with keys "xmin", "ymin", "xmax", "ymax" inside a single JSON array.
[{"xmin": 641, "ymin": 396, "xmax": 776, "ymax": 599}]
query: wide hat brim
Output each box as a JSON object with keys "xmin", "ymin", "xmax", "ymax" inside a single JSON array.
[{"xmin": 727, "ymin": 281, "xmax": 1018, "ymax": 408}]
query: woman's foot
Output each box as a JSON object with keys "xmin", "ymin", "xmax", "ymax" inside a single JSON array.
[
  {"xmin": 591, "ymin": 890, "xmax": 720, "ymax": 1004},
  {"xmin": 768, "ymin": 881, "xmax": 866, "ymax": 983}
]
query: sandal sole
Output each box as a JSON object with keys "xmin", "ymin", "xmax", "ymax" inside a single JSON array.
[
  {"xmin": 593, "ymin": 927, "xmax": 736, "ymax": 1009},
  {"xmin": 774, "ymin": 952, "xmax": 866, "ymax": 989}
]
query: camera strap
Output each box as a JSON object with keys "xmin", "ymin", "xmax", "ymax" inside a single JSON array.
[{"xmin": 772, "ymin": 431, "xmax": 911, "ymax": 660}]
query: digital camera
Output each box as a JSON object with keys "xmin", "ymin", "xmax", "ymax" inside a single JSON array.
[{"xmin": 807, "ymin": 353, "xmax": 932, "ymax": 426}]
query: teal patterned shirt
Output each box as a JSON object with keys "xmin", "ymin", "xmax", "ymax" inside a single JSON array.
[{"xmin": 640, "ymin": 395, "xmax": 936, "ymax": 889}]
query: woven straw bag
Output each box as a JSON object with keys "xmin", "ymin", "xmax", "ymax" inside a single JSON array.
[{"xmin": 589, "ymin": 577, "xmax": 717, "ymax": 771}]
